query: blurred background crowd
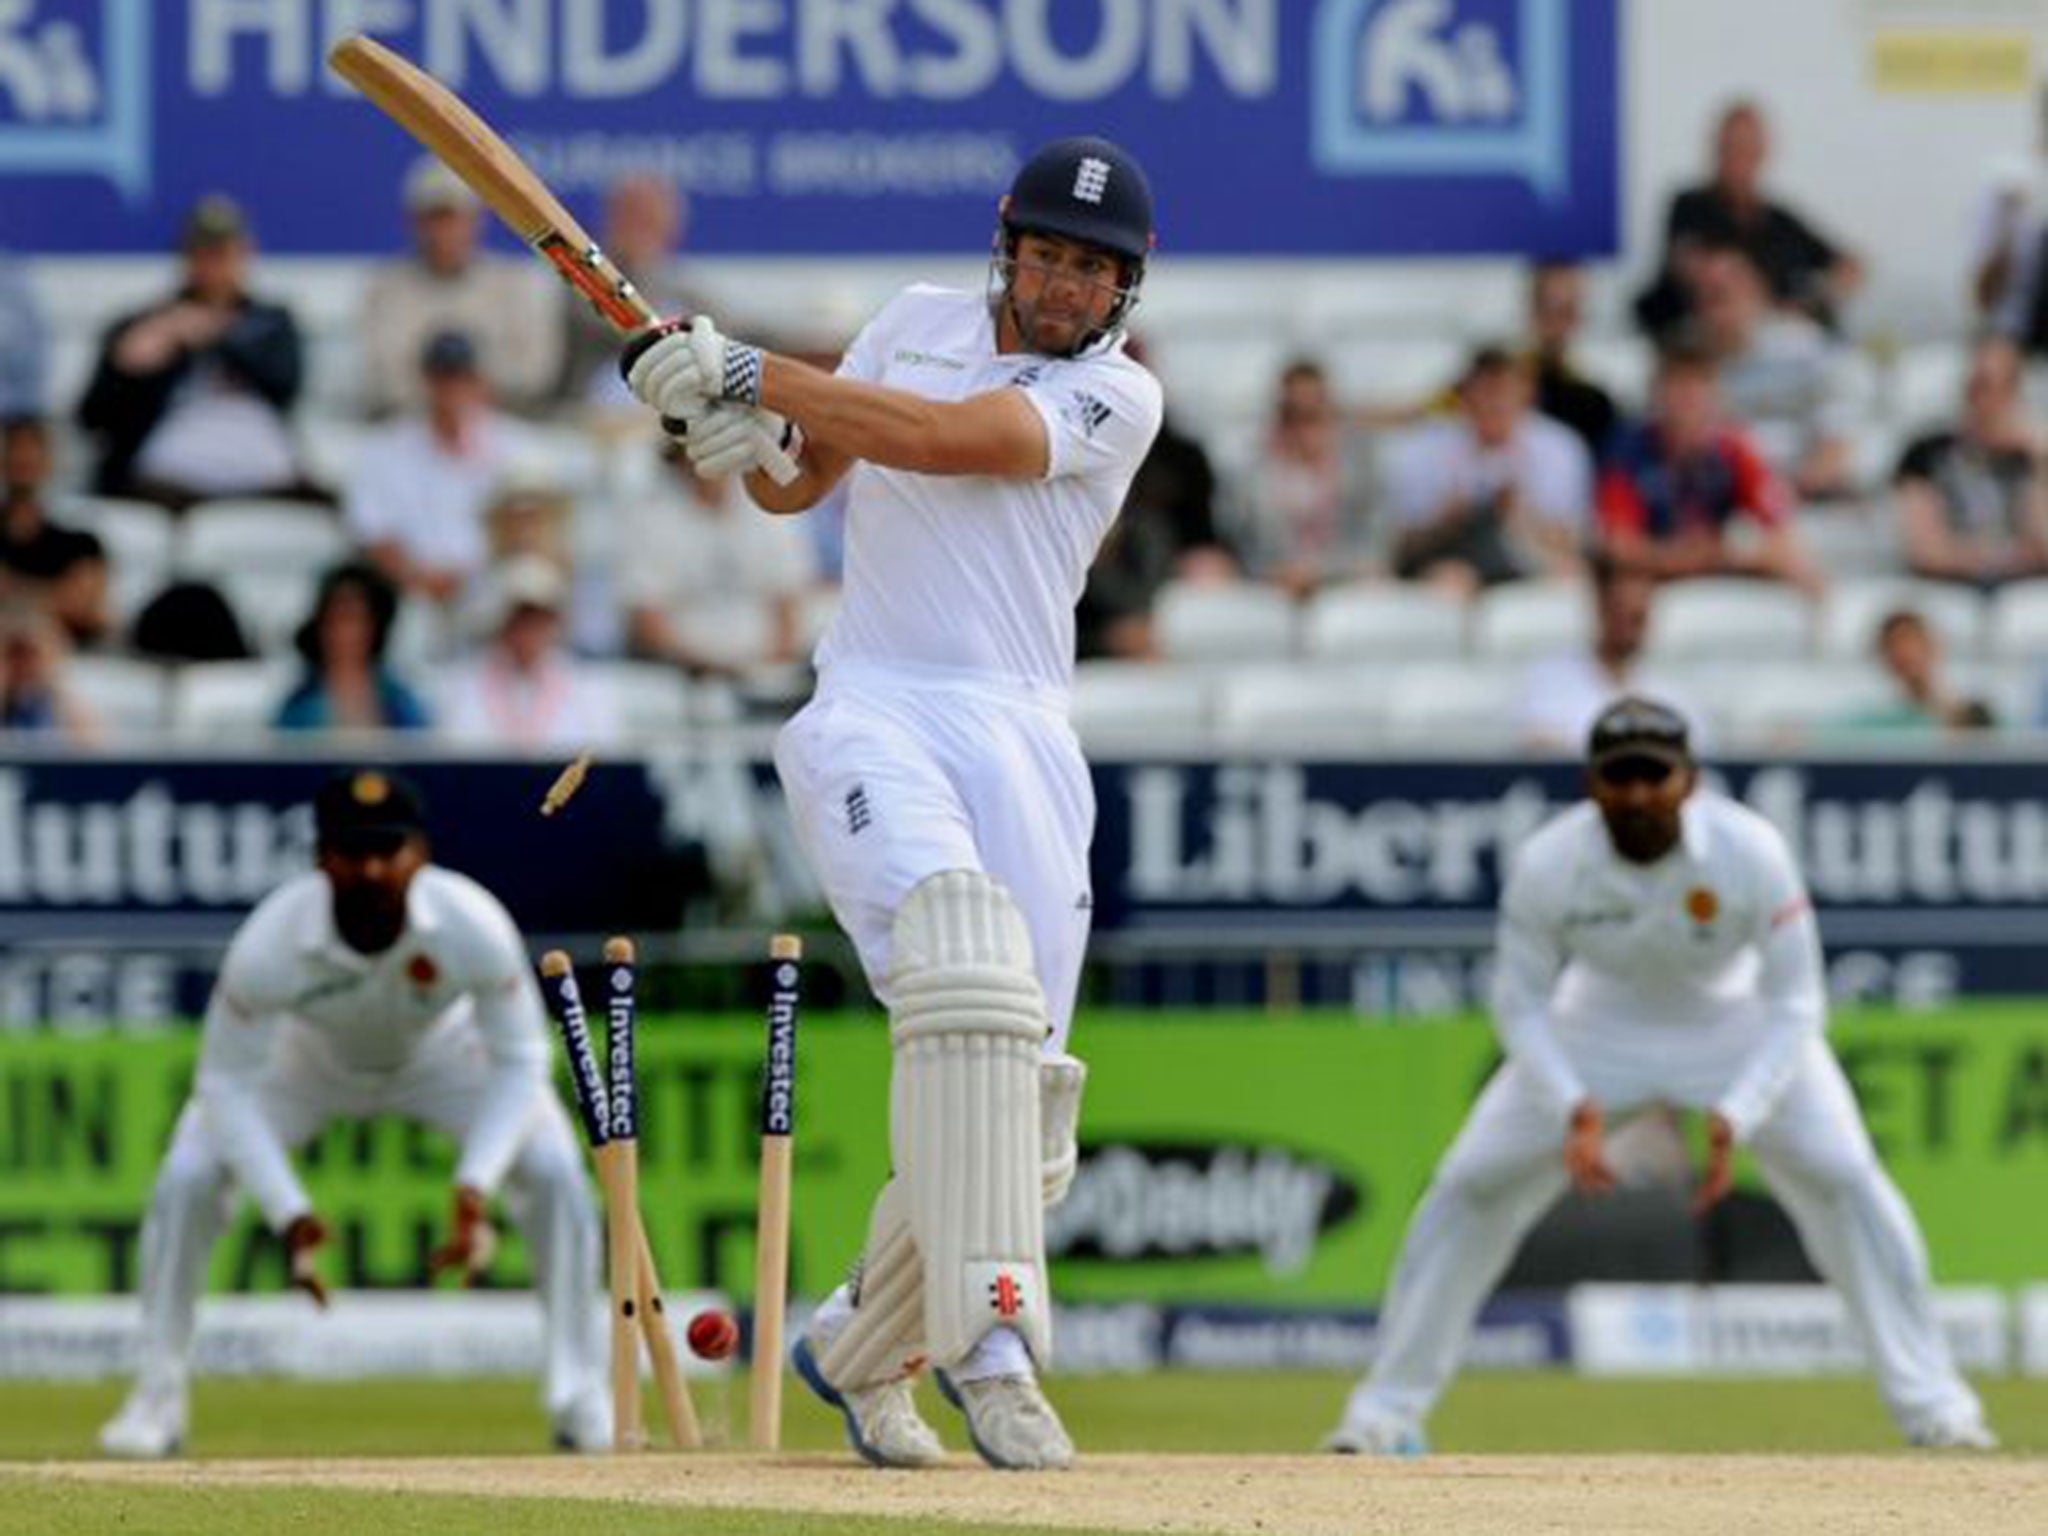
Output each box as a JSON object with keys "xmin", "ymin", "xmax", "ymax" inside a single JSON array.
[{"xmin": 4, "ymin": 91, "xmax": 2047, "ymax": 759}]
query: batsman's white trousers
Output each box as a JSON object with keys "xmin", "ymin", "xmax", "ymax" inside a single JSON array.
[
  {"xmin": 773, "ymin": 661, "xmax": 1094, "ymax": 1048},
  {"xmin": 130, "ymin": 1009, "xmax": 605, "ymax": 1417},
  {"xmin": 1348, "ymin": 1020, "xmax": 1984, "ymax": 1438}
]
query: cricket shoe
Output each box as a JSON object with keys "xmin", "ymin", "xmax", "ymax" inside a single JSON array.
[
  {"xmin": 792, "ymin": 1325, "xmax": 944, "ymax": 1469},
  {"xmin": 1906, "ymin": 1414, "xmax": 1998, "ymax": 1450},
  {"xmin": 1323, "ymin": 1406, "xmax": 1429, "ymax": 1457},
  {"xmin": 549, "ymin": 1387, "xmax": 613, "ymax": 1453},
  {"xmin": 934, "ymin": 1368, "xmax": 1075, "ymax": 1470},
  {"xmin": 98, "ymin": 1382, "xmax": 187, "ymax": 1459}
]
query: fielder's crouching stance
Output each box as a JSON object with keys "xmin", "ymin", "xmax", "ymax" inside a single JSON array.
[
  {"xmin": 622, "ymin": 134, "xmax": 1162, "ymax": 1469},
  {"xmin": 99, "ymin": 770, "xmax": 609, "ymax": 1458},
  {"xmin": 1326, "ymin": 698, "xmax": 1995, "ymax": 1456}
]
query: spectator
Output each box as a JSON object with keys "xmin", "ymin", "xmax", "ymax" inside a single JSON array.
[
  {"xmin": 1635, "ymin": 100, "xmax": 1861, "ymax": 339},
  {"xmin": 1895, "ymin": 336, "xmax": 2048, "ymax": 587},
  {"xmin": 1079, "ymin": 344, "xmax": 1237, "ymax": 659},
  {"xmin": 361, "ymin": 158, "xmax": 562, "ymax": 418},
  {"xmin": 76, "ymin": 196, "xmax": 316, "ymax": 509},
  {"xmin": 1233, "ymin": 359, "xmax": 1377, "ymax": 597},
  {"xmin": 1598, "ymin": 342, "xmax": 1822, "ymax": 594},
  {"xmin": 1515, "ymin": 552, "xmax": 1695, "ymax": 750},
  {"xmin": 553, "ymin": 176, "xmax": 711, "ymax": 411},
  {"xmin": 438, "ymin": 556, "xmax": 619, "ymax": 749},
  {"xmin": 623, "ymin": 445, "xmax": 817, "ymax": 677},
  {"xmin": 1692, "ymin": 243, "xmax": 1857, "ymax": 500},
  {"xmin": 1, "ymin": 416, "xmax": 110, "ymax": 650},
  {"xmin": 273, "ymin": 562, "xmax": 431, "ymax": 733},
  {"xmin": 1836, "ymin": 610, "xmax": 1994, "ymax": 734},
  {"xmin": 0, "ymin": 253, "xmax": 47, "ymax": 416},
  {"xmin": 1384, "ymin": 347, "xmax": 1591, "ymax": 596},
  {"xmin": 0, "ymin": 600, "xmax": 98, "ymax": 743},
  {"xmin": 345, "ymin": 331, "xmax": 529, "ymax": 620},
  {"xmin": 1524, "ymin": 262, "xmax": 1618, "ymax": 458},
  {"xmin": 1985, "ymin": 88, "xmax": 2048, "ymax": 345}
]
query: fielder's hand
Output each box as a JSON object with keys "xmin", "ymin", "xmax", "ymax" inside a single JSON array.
[
  {"xmin": 1691, "ymin": 1111, "xmax": 1736, "ymax": 1216},
  {"xmin": 282, "ymin": 1213, "xmax": 331, "ymax": 1309},
  {"xmin": 428, "ymin": 1184, "xmax": 499, "ymax": 1287},
  {"xmin": 1562, "ymin": 1100, "xmax": 1617, "ymax": 1195}
]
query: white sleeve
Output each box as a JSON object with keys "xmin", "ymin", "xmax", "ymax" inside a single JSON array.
[
  {"xmin": 1383, "ymin": 430, "xmax": 1440, "ymax": 527},
  {"xmin": 193, "ymin": 931, "xmax": 312, "ymax": 1231},
  {"xmin": 343, "ymin": 446, "xmax": 401, "ymax": 543},
  {"xmin": 1488, "ymin": 852, "xmax": 1588, "ymax": 1115},
  {"xmin": 1019, "ymin": 356, "xmax": 1163, "ymax": 484},
  {"xmin": 1540, "ymin": 429, "xmax": 1594, "ymax": 527},
  {"xmin": 1715, "ymin": 831, "xmax": 1827, "ymax": 1139},
  {"xmin": 449, "ymin": 894, "xmax": 552, "ymax": 1195}
]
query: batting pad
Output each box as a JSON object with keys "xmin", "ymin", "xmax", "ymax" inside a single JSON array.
[
  {"xmin": 816, "ymin": 1179, "xmax": 925, "ymax": 1390},
  {"xmin": 1039, "ymin": 1054, "xmax": 1088, "ymax": 1209},
  {"xmin": 888, "ymin": 870, "xmax": 1053, "ymax": 1369}
]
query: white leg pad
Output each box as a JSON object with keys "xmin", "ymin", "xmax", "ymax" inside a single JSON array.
[
  {"xmin": 1040, "ymin": 1054, "xmax": 1087, "ymax": 1209},
  {"xmin": 817, "ymin": 1178, "xmax": 927, "ymax": 1389},
  {"xmin": 889, "ymin": 870, "xmax": 1052, "ymax": 1369}
]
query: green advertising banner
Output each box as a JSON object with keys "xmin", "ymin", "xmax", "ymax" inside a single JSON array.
[{"xmin": 4, "ymin": 1007, "xmax": 2046, "ymax": 1301}]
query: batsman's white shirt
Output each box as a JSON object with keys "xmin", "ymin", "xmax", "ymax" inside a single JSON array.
[
  {"xmin": 197, "ymin": 865, "xmax": 552, "ymax": 1228},
  {"xmin": 1494, "ymin": 791, "xmax": 1823, "ymax": 1136},
  {"xmin": 779, "ymin": 285, "xmax": 1161, "ymax": 1037}
]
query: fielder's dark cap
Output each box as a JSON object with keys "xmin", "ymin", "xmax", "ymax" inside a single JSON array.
[
  {"xmin": 315, "ymin": 769, "xmax": 427, "ymax": 850},
  {"xmin": 181, "ymin": 194, "xmax": 248, "ymax": 250},
  {"xmin": 1002, "ymin": 136, "xmax": 1155, "ymax": 264},
  {"xmin": 1588, "ymin": 696, "xmax": 1692, "ymax": 768},
  {"xmin": 420, "ymin": 329, "xmax": 479, "ymax": 377}
]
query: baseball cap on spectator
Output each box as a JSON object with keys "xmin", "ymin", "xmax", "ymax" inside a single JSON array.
[
  {"xmin": 180, "ymin": 195, "xmax": 248, "ymax": 250},
  {"xmin": 488, "ymin": 555, "xmax": 568, "ymax": 629},
  {"xmin": 420, "ymin": 329, "xmax": 480, "ymax": 377},
  {"xmin": 314, "ymin": 768, "xmax": 428, "ymax": 852},
  {"xmin": 405, "ymin": 157, "xmax": 480, "ymax": 215}
]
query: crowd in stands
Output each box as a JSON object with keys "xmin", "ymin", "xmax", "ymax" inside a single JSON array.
[{"xmin": 3, "ymin": 95, "xmax": 2048, "ymax": 753}]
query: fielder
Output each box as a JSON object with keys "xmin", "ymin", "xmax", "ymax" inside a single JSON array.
[
  {"xmin": 1326, "ymin": 698, "xmax": 1995, "ymax": 1455},
  {"xmin": 99, "ymin": 770, "xmax": 609, "ymax": 1457},
  {"xmin": 624, "ymin": 136, "xmax": 1163, "ymax": 1469}
]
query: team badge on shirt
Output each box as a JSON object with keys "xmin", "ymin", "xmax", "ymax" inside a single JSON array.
[{"xmin": 1685, "ymin": 887, "xmax": 1719, "ymax": 926}]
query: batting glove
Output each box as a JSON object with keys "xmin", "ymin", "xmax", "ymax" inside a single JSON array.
[
  {"xmin": 685, "ymin": 402, "xmax": 798, "ymax": 480},
  {"xmin": 625, "ymin": 314, "xmax": 764, "ymax": 417}
]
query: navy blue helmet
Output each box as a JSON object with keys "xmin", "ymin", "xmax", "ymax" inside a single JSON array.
[{"xmin": 993, "ymin": 136, "xmax": 1155, "ymax": 350}]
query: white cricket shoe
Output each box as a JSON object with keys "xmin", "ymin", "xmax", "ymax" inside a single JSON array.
[
  {"xmin": 1323, "ymin": 1406, "xmax": 1428, "ymax": 1457},
  {"xmin": 98, "ymin": 1382, "xmax": 187, "ymax": 1459},
  {"xmin": 1906, "ymin": 1414, "xmax": 1998, "ymax": 1450},
  {"xmin": 792, "ymin": 1324, "xmax": 945, "ymax": 1469},
  {"xmin": 549, "ymin": 1388, "xmax": 614, "ymax": 1453},
  {"xmin": 935, "ymin": 1369, "xmax": 1075, "ymax": 1471}
]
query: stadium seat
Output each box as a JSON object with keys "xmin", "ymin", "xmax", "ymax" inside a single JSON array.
[
  {"xmin": 1071, "ymin": 661, "xmax": 1212, "ymax": 750},
  {"xmin": 1321, "ymin": 335, "xmax": 1467, "ymax": 409},
  {"xmin": 1716, "ymin": 661, "xmax": 1900, "ymax": 748},
  {"xmin": 169, "ymin": 659, "xmax": 297, "ymax": 742},
  {"xmin": 1153, "ymin": 581, "xmax": 1297, "ymax": 664},
  {"xmin": 1793, "ymin": 503, "xmax": 1903, "ymax": 578},
  {"xmin": 1573, "ymin": 333, "xmax": 1653, "ymax": 407},
  {"xmin": 1301, "ymin": 581, "xmax": 1466, "ymax": 661},
  {"xmin": 218, "ymin": 569, "xmax": 322, "ymax": 656},
  {"xmin": 66, "ymin": 655, "xmax": 173, "ymax": 740},
  {"xmin": 592, "ymin": 660, "xmax": 691, "ymax": 741},
  {"xmin": 299, "ymin": 414, "xmax": 372, "ymax": 490},
  {"xmin": 180, "ymin": 499, "xmax": 349, "ymax": 582},
  {"xmin": 1382, "ymin": 661, "xmax": 1521, "ymax": 746},
  {"xmin": 1888, "ymin": 342, "xmax": 1966, "ymax": 435},
  {"xmin": 1820, "ymin": 578, "xmax": 1987, "ymax": 661},
  {"xmin": 57, "ymin": 495, "xmax": 178, "ymax": 627},
  {"xmin": 1210, "ymin": 664, "xmax": 1386, "ymax": 752},
  {"xmin": 1644, "ymin": 579, "xmax": 1815, "ymax": 663},
  {"xmin": 1470, "ymin": 580, "xmax": 1593, "ymax": 660},
  {"xmin": 1986, "ymin": 579, "xmax": 2048, "ymax": 664}
]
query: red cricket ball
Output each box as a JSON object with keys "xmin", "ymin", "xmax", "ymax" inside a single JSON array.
[{"xmin": 686, "ymin": 1309, "xmax": 740, "ymax": 1362}]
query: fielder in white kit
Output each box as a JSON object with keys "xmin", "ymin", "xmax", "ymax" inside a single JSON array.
[
  {"xmin": 1326, "ymin": 698, "xmax": 1994, "ymax": 1455},
  {"xmin": 625, "ymin": 136, "xmax": 1163, "ymax": 1469},
  {"xmin": 99, "ymin": 770, "xmax": 608, "ymax": 1457}
]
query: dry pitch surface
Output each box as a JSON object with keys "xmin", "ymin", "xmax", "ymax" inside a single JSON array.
[{"xmin": 27, "ymin": 1451, "xmax": 2048, "ymax": 1536}]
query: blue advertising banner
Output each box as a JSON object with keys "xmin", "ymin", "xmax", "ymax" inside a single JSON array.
[{"xmin": 1, "ymin": 0, "xmax": 1619, "ymax": 256}]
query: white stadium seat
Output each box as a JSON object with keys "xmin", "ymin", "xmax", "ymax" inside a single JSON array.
[
  {"xmin": 66, "ymin": 655, "xmax": 173, "ymax": 740},
  {"xmin": 1793, "ymin": 504, "xmax": 1903, "ymax": 579},
  {"xmin": 57, "ymin": 495, "xmax": 178, "ymax": 626},
  {"xmin": 1300, "ymin": 582, "xmax": 1466, "ymax": 661},
  {"xmin": 1888, "ymin": 342, "xmax": 1967, "ymax": 435},
  {"xmin": 1645, "ymin": 579, "xmax": 1815, "ymax": 663},
  {"xmin": 1070, "ymin": 662, "xmax": 1211, "ymax": 750},
  {"xmin": 169, "ymin": 660, "xmax": 297, "ymax": 742},
  {"xmin": 1819, "ymin": 578, "xmax": 1987, "ymax": 661},
  {"xmin": 1211, "ymin": 665, "xmax": 1387, "ymax": 752},
  {"xmin": 1470, "ymin": 580, "xmax": 1592, "ymax": 661},
  {"xmin": 592, "ymin": 660, "xmax": 691, "ymax": 741},
  {"xmin": 217, "ymin": 569, "xmax": 322, "ymax": 656},
  {"xmin": 1153, "ymin": 581, "xmax": 1297, "ymax": 664},
  {"xmin": 1716, "ymin": 662, "xmax": 1900, "ymax": 748},
  {"xmin": 1382, "ymin": 662, "xmax": 1521, "ymax": 747},
  {"xmin": 1986, "ymin": 579, "xmax": 2048, "ymax": 664},
  {"xmin": 180, "ymin": 500, "xmax": 350, "ymax": 581}
]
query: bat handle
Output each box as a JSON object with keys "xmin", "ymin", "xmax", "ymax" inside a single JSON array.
[{"xmin": 753, "ymin": 430, "xmax": 802, "ymax": 487}]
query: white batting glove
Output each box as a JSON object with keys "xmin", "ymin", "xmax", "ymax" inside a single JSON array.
[
  {"xmin": 685, "ymin": 401, "xmax": 794, "ymax": 480},
  {"xmin": 626, "ymin": 314, "xmax": 765, "ymax": 418}
]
